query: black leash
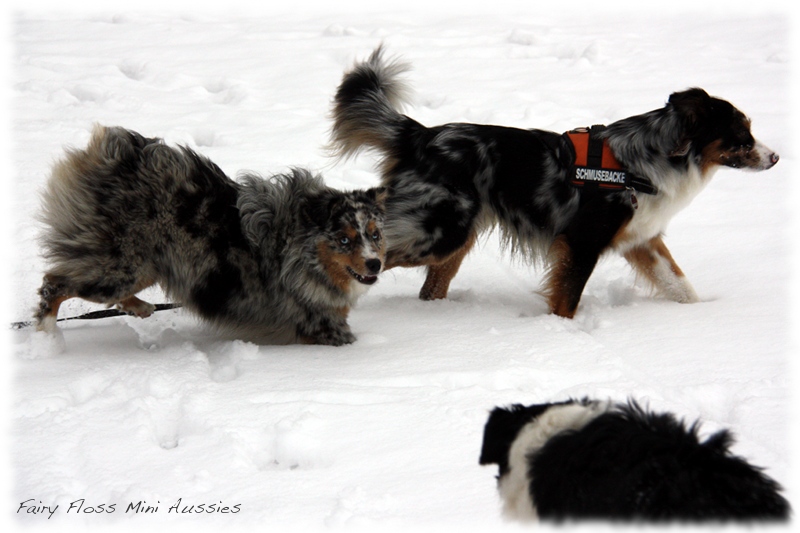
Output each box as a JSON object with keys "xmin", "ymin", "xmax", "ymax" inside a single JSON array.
[{"xmin": 10, "ymin": 303, "xmax": 182, "ymax": 331}]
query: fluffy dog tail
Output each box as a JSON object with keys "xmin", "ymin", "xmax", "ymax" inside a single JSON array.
[
  {"xmin": 329, "ymin": 46, "xmax": 415, "ymax": 163},
  {"xmin": 39, "ymin": 125, "xmax": 157, "ymax": 263}
]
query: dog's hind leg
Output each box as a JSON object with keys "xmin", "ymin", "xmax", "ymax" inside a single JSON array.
[
  {"xmin": 34, "ymin": 275, "xmax": 72, "ymax": 333},
  {"xmin": 35, "ymin": 273, "xmax": 158, "ymax": 331},
  {"xmin": 419, "ymin": 231, "xmax": 477, "ymax": 300},
  {"xmin": 543, "ymin": 236, "xmax": 589, "ymax": 318},
  {"xmin": 622, "ymin": 236, "xmax": 700, "ymax": 303}
]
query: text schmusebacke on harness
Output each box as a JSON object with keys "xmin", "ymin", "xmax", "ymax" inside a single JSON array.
[{"xmin": 564, "ymin": 125, "xmax": 657, "ymax": 206}]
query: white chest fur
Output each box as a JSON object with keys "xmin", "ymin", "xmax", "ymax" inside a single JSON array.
[{"xmin": 618, "ymin": 165, "xmax": 713, "ymax": 251}]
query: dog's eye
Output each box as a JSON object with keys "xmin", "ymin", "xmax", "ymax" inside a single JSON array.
[
  {"xmin": 371, "ymin": 231, "xmax": 381, "ymax": 241},
  {"xmin": 339, "ymin": 236, "xmax": 351, "ymax": 246}
]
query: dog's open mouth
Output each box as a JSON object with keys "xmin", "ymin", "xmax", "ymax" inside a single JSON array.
[{"xmin": 347, "ymin": 267, "xmax": 378, "ymax": 285}]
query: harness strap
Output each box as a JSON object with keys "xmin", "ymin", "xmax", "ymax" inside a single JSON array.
[
  {"xmin": 586, "ymin": 125, "xmax": 605, "ymax": 170},
  {"xmin": 564, "ymin": 125, "xmax": 657, "ymax": 195}
]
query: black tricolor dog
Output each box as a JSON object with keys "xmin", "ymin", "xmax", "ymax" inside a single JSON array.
[
  {"xmin": 479, "ymin": 399, "xmax": 790, "ymax": 522},
  {"xmin": 329, "ymin": 47, "xmax": 779, "ymax": 318}
]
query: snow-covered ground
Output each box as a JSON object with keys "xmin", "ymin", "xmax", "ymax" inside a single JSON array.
[{"xmin": 7, "ymin": 3, "xmax": 794, "ymax": 531}]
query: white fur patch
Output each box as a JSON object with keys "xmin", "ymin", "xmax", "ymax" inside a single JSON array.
[
  {"xmin": 36, "ymin": 314, "xmax": 58, "ymax": 334},
  {"xmin": 650, "ymin": 252, "xmax": 699, "ymax": 303},
  {"xmin": 750, "ymin": 140, "xmax": 777, "ymax": 171},
  {"xmin": 347, "ymin": 278, "xmax": 372, "ymax": 301},
  {"xmin": 498, "ymin": 400, "xmax": 613, "ymax": 522},
  {"xmin": 620, "ymin": 165, "xmax": 712, "ymax": 251}
]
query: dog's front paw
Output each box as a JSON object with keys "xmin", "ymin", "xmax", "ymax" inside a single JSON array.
[
  {"xmin": 664, "ymin": 278, "xmax": 700, "ymax": 304},
  {"xmin": 319, "ymin": 329, "xmax": 356, "ymax": 346},
  {"xmin": 297, "ymin": 308, "xmax": 358, "ymax": 346},
  {"xmin": 116, "ymin": 296, "xmax": 156, "ymax": 318},
  {"xmin": 299, "ymin": 324, "xmax": 356, "ymax": 346}
]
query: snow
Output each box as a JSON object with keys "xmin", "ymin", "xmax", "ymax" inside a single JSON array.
[{"xmin": 6, "ymin": 2, "xmax": 795, "ymax": 531}]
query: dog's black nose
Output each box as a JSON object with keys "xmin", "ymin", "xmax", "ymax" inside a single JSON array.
[{"xmin": 365, "ymin": 258, "xmax": 382, "ymax": 274}]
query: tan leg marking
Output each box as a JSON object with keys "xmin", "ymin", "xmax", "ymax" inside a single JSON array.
[
  {"xmin": 419, "ymin": 231, "xmax": 478, "ymax": 301},
  {"xmin": 542, "ymin": 236, "xmax": 577, "ymax": 318},
  {"xmin": 116, "ymin": 295, "xmax": 157, "ymax": 318},
  {"xmin": 623, "ymin": 236, "xmax": 699, "ymax": 303}
]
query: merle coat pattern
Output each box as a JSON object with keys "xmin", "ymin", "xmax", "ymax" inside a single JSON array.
[
  {"xmin": 36, "ymin": 125, "xmax": 386, "ymax": 345},
  {"xmin": 329, "ymin": 47, "xmax": 779, "ymax": 317}
]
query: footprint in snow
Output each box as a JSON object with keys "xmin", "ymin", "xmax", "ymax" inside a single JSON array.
[
  {"xmin": 118, "ymin": 60, "xmax": 147, "ymax": 81},
  {"xmin": 325, "ymin": 486, "xmax": 398, "ymax": 527},
  {"xmin": 67, "ymin": 84, "xmax": 107, "ymax": 104},
  {"xmin": 508, "ymin": 29, "xmax": 544, "ymax": 46},
  {"xmin": 202, "ymin": 340, "xmax": 259, "ymax": 383},
  {"xmin": 19, "ymin": 329, "xmax": 66, "ymax": 359},
  {"xmin": 203, "ymin": 77, "xmax": 228, "ymax": 94},
  {"xmin": 323, "ymin": 24, "xmax": 365, "ymax": 37},
  {"xmin": 191, "ymin": 127, "xmax": 219, "ymax": 147},
  {"xmin": 202, "ymin": 78, "xmax": 248, "ymax": 104},
  {"xmin": 132, "ymin": 394, "xmax": 185, "ymax": 450},
  {"xmin": 271, "ymin": 414, "xmax": 331, "ymax": 469},
  {"xmin": 67, "ymin": 372, "xmax": 114, "ymax": 405},
  {"xmin": 238, "ymin": 412, "xmax": 331, "ymax": 471},
  {"xmin": 123, "ymin": 313, "xmax": 183, "ymax": 351}
]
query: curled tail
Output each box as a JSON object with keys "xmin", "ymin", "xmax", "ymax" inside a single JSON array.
[{"xmin": 328, "ymin": 46, "xmax": 415, "ymax": 162}]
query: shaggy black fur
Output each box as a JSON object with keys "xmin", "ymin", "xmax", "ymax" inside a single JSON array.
[{"xmin": 480, "ymin": 399, "xmax": 790, "ymax": 522}]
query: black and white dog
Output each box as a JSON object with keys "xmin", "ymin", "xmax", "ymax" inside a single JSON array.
[
  {"xmin": 329, "ymin": 47, "xmax": 779, "ymax": 318},
  {"xmin": 479, "ymin": 399, "xmax": 790, "ymax": 522}
]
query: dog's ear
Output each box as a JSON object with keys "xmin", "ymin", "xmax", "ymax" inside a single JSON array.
[
  {"xmin": 668, "ymin": 87, "xmax": 711, "ymax": 119},
  {"xmin": 303, "ymin": 191, "xmax": 341, "ymax": 229},
  {"xmin": 669, "ymin": 139, "xmax": 692, "ymax": 157},
  {"xmin": 368, "ymin": 186, "xmax": 388, "ymax": 210},
  {"xmin": 480, "ymin": 407, "xmax": 515, "ymax": 466},
  {"xmin": 668, "ymin": 88, "xmax": 711, "ymax": 157},
  {"xmin": 479, "ymin": 405, "xmax": 538, "ymax": 469}
]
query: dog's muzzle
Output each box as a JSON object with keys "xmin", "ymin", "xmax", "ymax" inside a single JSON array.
[{"xmin": 347, "ymin": 260, "xmax": 381, "ymax": 285}]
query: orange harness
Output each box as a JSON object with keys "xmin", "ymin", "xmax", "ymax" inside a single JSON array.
[{"xmin": 564, "ymin": 126, "xmax": 657, "ymax": 197}]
